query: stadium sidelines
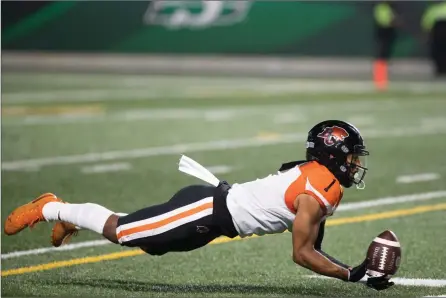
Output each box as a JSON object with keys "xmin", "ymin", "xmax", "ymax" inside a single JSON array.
[
  {"xmin": 2, "ymin": 190, "xmax": 446, "ymax": 260},
  {"xmin": 2, "ymin": 202, "xmax": 446, "ymax": 277},
  {"xmin": 3, "ymin": 124, "xmax": 446, "ymax": 171}
]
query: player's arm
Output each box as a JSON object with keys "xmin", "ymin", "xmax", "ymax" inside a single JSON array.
[
  {"xmin": 291, "ymin": 194, "xmax": 350, "ymax": 281},
  {"xmin": 314, "ymin": 220, "xmax": 350, "ymax": 269},
  {"xmin": 291, "ymin": 194, "xmax": 368, "ymax": 282}
]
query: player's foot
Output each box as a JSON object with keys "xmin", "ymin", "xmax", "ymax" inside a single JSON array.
[
  {"xmin": 51, "ymin": 222, "xmax": 78, "ymax": 247},
  {"xmin": 4, "ymin": 193, "xmax": 63, "ymax": 235}
]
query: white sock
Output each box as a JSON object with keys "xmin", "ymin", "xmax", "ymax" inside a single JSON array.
[
  {"xmin": 42, "ymin": 202, "xmax": 114, "ymax": 234},
  {"xmin": 73, "ymin": 212, "xmax": 128, "ymax": 230}
]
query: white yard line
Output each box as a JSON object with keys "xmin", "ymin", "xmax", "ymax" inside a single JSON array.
[
  {"xmin": 273, "ymin": 112, "xmax": 308, "ymax": 124},
  {"xmin": 3, "ymin": 79, "xmax": 446, "ymax": 104},
  {"xmin": 390, "ymin": 278, "xmax": 446, "ymax": 287},
  {"xmin": 345, "ymin": 116, "xmax": 376, "ymax": 127},
  {"xmin": 1, "ymin": 240, "xmax": 111, "ymax": 259},
  {"xmin": 2, "ymin": 99, "xmax": 443, "ymax": 127},
  {"xmin": 4, "ymin": 107, "xmax": 247, "ymax": 126},
  {"xmin": 422, "ymin": 117, "xmax": 446, "ymax": 127},
  {"xmin": 2, "ymin": 134, "xmax": 304, "ymax": 171},
  {"xmin": 206, "ymin": 165, "xmax": 233, "ymax": 175},
  {"xmin": 307, "ymin": 275, "xmax": 446, "ymax": 287},
  {"xmin": 0, "ymin": 82, "xmax": 379, "ymax": 104},
  {"xmin": 2, "ymin": 84, "xmax": 365, "ymax": 104},
  {"xmin": 3, "ymin": 124, "xmax": 446, "ymax": 171},
  {"xmin": 2, "ymin": 190, "xmax": 446, "ymax": 260},
  {"xmin": 2, "ymin": 101, "xmax": 392, "ymax": 126},
  {"xmin": 396, "ymin": 173, "xmax": 440, "ymax": 184},
  {"xmin": 81, "ymin": 163, "xmax": 132, "ymax": 174},
  {"xmin": 337, "ymin": 191, "xmax": 446, "ymax": 211}
]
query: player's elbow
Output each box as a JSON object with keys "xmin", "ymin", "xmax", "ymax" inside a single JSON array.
[{"xmin": 292, "ymin": 249, "xmax": 311, "ymax": 267}]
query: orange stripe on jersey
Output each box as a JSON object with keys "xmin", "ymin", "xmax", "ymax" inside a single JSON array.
[
  {"xmin": 116, "ymin": 202, "xmax": 213, "ymax": 240},
  {"xmin": 284, "ymin": 173, "xmax": 305, "ymax": 213},
  {"xmin": 284, "ymin": 173, "xmax": 328, "ymax": 214},
  {"xmin": 284, "ymin": 161, "xmax": 341, "ymax": 215}
]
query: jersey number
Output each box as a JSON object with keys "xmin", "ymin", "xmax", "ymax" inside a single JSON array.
[{"xmin": 324, "ymin": 179, "xmax": 336, "ymax": 192}]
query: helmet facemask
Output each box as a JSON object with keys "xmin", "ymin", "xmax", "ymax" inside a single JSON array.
[{"xmin": 345, "ymin": 145, "xmax": 369, "ymax": 189}]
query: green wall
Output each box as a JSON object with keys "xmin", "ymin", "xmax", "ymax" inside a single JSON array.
[{"xmin": 2, "ymin": 1, "xmax": 428, "ymax": 57}]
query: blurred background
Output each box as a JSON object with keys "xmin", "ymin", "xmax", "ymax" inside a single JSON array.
[
  {"xmin": 2, "ymin": 0, "xmax": 446, "ymax": 80},
  {"xmin": 2, "ymin": 1, "xmax": 446, "ymax": 297}
]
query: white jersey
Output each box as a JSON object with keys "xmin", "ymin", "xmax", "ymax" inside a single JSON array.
[{"xmin": 226, "ymin": 161, "xmax": 343, "ymax": 238}]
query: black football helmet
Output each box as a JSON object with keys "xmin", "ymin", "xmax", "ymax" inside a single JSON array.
[{"xmin": 306, "ymin": 120, "xmax": 369, "ymax": 188}]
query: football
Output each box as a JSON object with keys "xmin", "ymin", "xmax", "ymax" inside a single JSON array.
[{"xmin": 366, "ymin": 230, "xmax": 402, "ymax": 278}]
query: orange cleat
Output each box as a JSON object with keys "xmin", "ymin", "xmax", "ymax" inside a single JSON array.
[
  {"xmin": 4, "ymin": 193, "xmax": 63, "ymax": 236},
  {"xmin": 51, "ymin": 221, "xmax": 78, "ymax": 247}
]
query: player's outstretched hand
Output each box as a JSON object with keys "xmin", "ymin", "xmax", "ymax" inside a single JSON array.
[
  {"xmin": 366, "ymin": 275, "xmax": 395, "ymax": 291},
  {"xmin": 348, "ymin": 258, "xmax": 369, "ymax": 282}
]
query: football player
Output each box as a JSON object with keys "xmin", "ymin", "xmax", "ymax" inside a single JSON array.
[{"xmin": 4, "ymin": 120, "xmax": 393, "ymax": 290}]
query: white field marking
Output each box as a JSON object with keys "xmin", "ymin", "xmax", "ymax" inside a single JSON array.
[
  {"xmin": 0, "ymin": 240, "xmax": 111, "ymax": 259},
  {"xmin": 203, "ymin": 110, "xmax": 236, "ymax": 122},
  {"xmin": 2, "ymin": 101, "xmax": 395, "ymax": 126},
  {"xmin": 5, "ymin": 75, "xmax": 355, "ymax": 89},
  {"xmin": 5, "ymin": 73, "xmax": 446, "ymax": 90},
  {"xmin": 306, "ymin": 275, "xmax": 446, "ymax": 287},
  {"xmin": 5, "ymin": 98, "xmax": 444, "ymax": 130},
  {"xmin": 81, "ymin": 163, "xmax": 132, "ymax": 174},
  {"xmin": 337, "ymin": 191, "xmax": 446, "ymax": 211},
  {"xmin": 4, "ymin": 123, "xmax": 446, "ymax": 172},
  {"xmin": 3, "ymin": 79, "xmax": 446, "ymax": 104},
  {"xmin": 206, "ymin": 165, "xmax": 233, "ymax": 175},
  {"xmin": 345, "ymin": 116, "xmax": 376, "ymax": 127},
  {"xmin": 396, "ymin": 173, "xmax": 440, "ymax": 184},
  {"xmin": 422, "ymin": 117, "xmax": 446, "ymax": 127},
  {"xmin": 4, "ymin": 124, "xmax": 446, "ymax": 171},
  {"xmin": 13, "ymin": 108, "xmax": 241, "ymax": 125},
  {"xmin": 22, "ymin": 114, "xmax": 103, "ymax": 125},
  {"xmin": 0, "ymin": 75, "xmax": 399, "ymax": 88},
  {"xmin": 0, "ymin": 104, "xmax": 330, "ymax": 126},
  {"xmin": 3, "ymin": 99, "xmax": 443, "ymax": 127},
  {"xmin": 2, "ymin": 190, "xmax": 446, "ymax": 260},
  {"xmin": 3, "ymin": 133, "xmax": 307, "ymax": 171},
  {"xmin": 2, "ymin": 84, "xmax": 361, "ymax": 104},
  {"xmin": 273, "ymin": 112, "xmax": 307, "ymax": 124},
  {"xmin": 0, "ymin": 82, "xmax": 374, "ymax": 103}
]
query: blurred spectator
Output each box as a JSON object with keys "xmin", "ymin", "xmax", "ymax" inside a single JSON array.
[
  {"xmin": 373, "ymin": 1, "xmax": 402, "ymax": 90},
  {"xmin": 421, "ymin": 1, "xmax": 446, "ymax": 77}
]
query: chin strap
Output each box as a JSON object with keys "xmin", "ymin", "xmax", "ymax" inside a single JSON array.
[{"xmin": 356, "ymin": 180, "xmax": 366, "ymax": 190}]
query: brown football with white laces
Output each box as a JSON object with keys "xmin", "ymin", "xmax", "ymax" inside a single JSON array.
[{"xmin": 366, "ymin": 230, "xmax": 402, "ymax": 278}]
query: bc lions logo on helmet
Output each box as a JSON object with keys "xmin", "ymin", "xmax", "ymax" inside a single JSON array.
[{"xmin": 317, "ymin": 126, "xmax": 349, "ymax": 146}]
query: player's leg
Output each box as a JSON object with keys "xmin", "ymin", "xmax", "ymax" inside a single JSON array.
[
  {"xmin": 3, "ymin": 193, "xmax": 122, "ymax": 244},
  {"xmin": 51, "ymin": 212, "xmax": 128, "ymax": 247},
  {"xmin": 47, "ymin": 184, "xmax": 217, "ymax": 247},
  {"xmin": 432, "ymin": 21, "xmax": 446, "ymax": 76},
  {"xmin": 51, "ymin": 184, "xmax": 227, "ymax": 251},
  {"xmin": 5, "ymin": 183, "xmax": 237, "ymax": 253},
  {"xmin": 116, "ymin": 184, "xmax": 236, "ymax": 255},
  {"xmin": 373, "ymin": 27, "xmax": 395, "ymax": 90}
]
